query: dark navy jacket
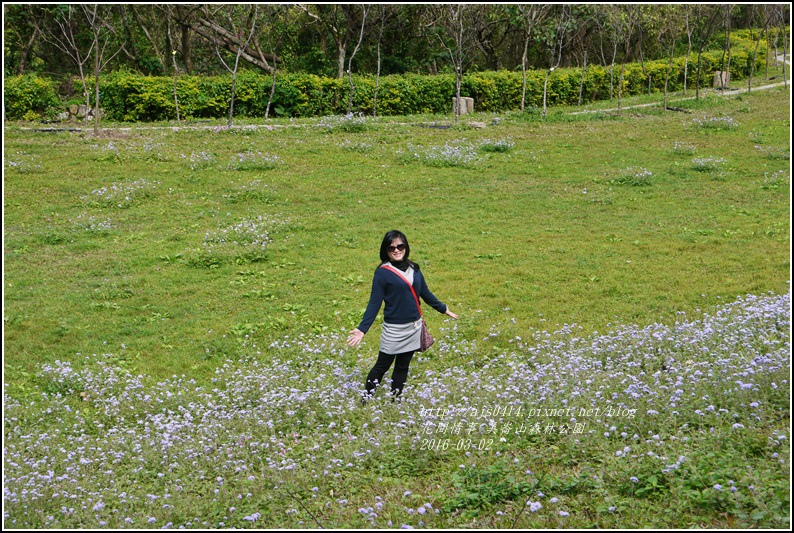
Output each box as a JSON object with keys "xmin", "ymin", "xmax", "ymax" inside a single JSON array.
[{"xmin": 357, "ymin": 265, "xmax": 448, "ymax": 334}]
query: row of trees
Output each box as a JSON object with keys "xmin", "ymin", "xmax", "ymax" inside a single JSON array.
[
  {"xmin": 4, "ymin": 4, "xmax": 790, "ymax": 130},
  {"xmin": 6, "ymin": 4, "xmax": 789, "ymax": 79}
]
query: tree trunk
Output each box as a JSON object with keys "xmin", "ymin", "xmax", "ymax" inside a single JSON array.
[
  {"xmin": 172, "ymin": 52, "xmax": 180, "ymax": 121},
  {"xmin": 455, "ymin": 67, "xmax": 461, "ymax": 124},
  {"xmin": 16, "ymin": 28, "xmax": 39, "ymax": 75},
  {"xmin": 542, "ymin": 69, "xmax": 550, "ymax": 118},
  {"xmin": 783, "ymin": 22, "xmax": 788, "ymax": 87},
  {"xmin": 337, "ymin": 41, "xmax": 346, "ymax": 79},
  {"xmin": 93, "ymin": 33, "xmax": 100, "ymax": 136},
  {"xmin": 266, "ymin": 69, "xmax": 277, "ymax": 120},
  {"xmin": 228, "ymin": 67, "xmax": 238, "ymax": 127},
  {"xmin": 684, "ymin": 30, "xmax": 692, "ymax": 94},
  {"xmin": 749, "ymin": 12, "xmax": 771, "ymax": 91},
  {"xmin": 578, "ymin": 49, "xmax": 587, "ymax": 105},
  {"xmin": 664, "ymin": 34, "xmax": 676, "ymax": 110},
  {"xmin": 521, "ymin": 35, "xmax": 529, "ymax": 111},
  {"xmin": 346, "ymin": 6, "xmax": 367, "ymax": 115},
  {"xmin": 79, "ymin": 63, "xmax": 90, "ymax": 111},
  {"xmin": 719, "ymin": 6, "xmax": 732, "ymax": 92},
  {"xmin": 725, "ymin": 9, "xmax": 732, "ymax": 92},
  {"xmin": 609, "ymin": 40, "xmax": 618, "ymax": 102},
  {"xmin": 374, "ymin": 40, "xmax": 381, "ymax": 117},
  {"xmin": 181, "ymin": 23, "xmax": 193, "ymax": 73},
  {"xmin": 695, "ymin": 46, "xmax": 703, "ymax": 99},
  {"xmin": 764, "ymin": 26, "xmax": 769, "ymax": 80}
]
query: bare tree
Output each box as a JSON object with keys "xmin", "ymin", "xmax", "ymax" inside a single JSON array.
[
  {"xmin": 660, "ymin": 5, "xmax": 684, "ymax": 110},
  {"xmin": 616, "ymin": 5, "xmax": 641, "ymax": 113},
  {"xmin": 172, "ymin": 45, "xmax": 181, "ymax": 122},
  {"xmin": 516, "ymin": 4, "xmax": 552, "ymax": 111},
  {"xmin": 543, "ymin": 5, "xmax": 570, "ymax": 118},
  {"xmin": 594, "ymin": 5, "xmax": 622, "ymax": 102},
  {"xmin": 346, "ymin": 4, "xmax": 369, "ymax": 114},
  {"xmin": 207, "ymin": 4, "xmax": 259, "ymax": 127},
  {"xmin": 682, "ymin": 6, "xmax": 697, "ymax": 94},
  {"xmin": 573, "ymin": 8, "xmax": 597, "ymax": 105},
  {"xmin": 777, "ymin": 6, "xmax": 788, "ymax": 87},
  {"xmin": 263, "ymin": 5, "xmax": 292, "ymax": 120},
  {"xmin": 37, "ymin": 5, "xmax": 95, "ymax": 111},
  {"xmin": 82, "ymin": 4, "xmax": 125, "ymax": 135},
  {"xmin": 426, "ymin": 4, "xmax": 471, "ymax": 124},
  {"xmin": 747, "ymin": 4, "xmax": 774, "ymax": 91},
  {"xmin": 693, "ymin": 5, "xmax": 722, "ymax": 99},
  {"xmin": 718, "ymin": 4, "xmax": 735, "ymax": 92},
  {"xmin": 372, "ymin": 5, "xmax": 393, "ymax": 118}
]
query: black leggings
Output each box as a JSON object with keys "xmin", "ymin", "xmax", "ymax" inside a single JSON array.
[{"xmin": 365, "ymin": 350, "xmax": 415, "ymax": 398}]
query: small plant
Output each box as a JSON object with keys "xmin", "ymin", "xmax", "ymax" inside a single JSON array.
[
  {"xmin": 690, "ymin": 115, "xmax": 740, "ymax": 131},
  {"xmin": 223, "ymin": 179, "xmax": 275, "ymax": 204},
  {"xmin": 141, "ymin": 141, "xmax": 170, "ymax": 162},
  {"xmin": 204, "ymin": 216, "xmax": 276, "ymax": 249},
  {"xmin": 610, "ymin": 166, "xmax": 653, "ymax": 186},
  {"xmin": 188, "ymin": 214, "xmax": 287, "ymax": 267},
  {"xmin": 753, "ymin": 145, "xmax": 790, "ymax": 161},
  {"xmin": 227, "ymin": 151, "xmax": 282, "ymax": 171},
  {"xmin": 182, "ymin": 151, "xmax": 217, "ymax": 171},
  {"xmin": 672, "ymin": 141, "xmax": 697, "ymax": 155},
  {"xmin": 91, "ymin": 142, "xmax": 123, "ymax": 162},
  {"xmin": 74, "ymin": 213, "xmax": 113, "ymax": 234},
  {"xmin": 319, "ymin": 112, "xmax": 370, "ymax": 133},
  {"xmin": 338, "ymin": 139, "xmax": 373, "ymax": 153},
  {"xmin": 479, "ymin": 137, "xmax": 515, "ymax": 153},
  {"xmin": 22, "ymin": 110, "xmax": 42, "ymax": 122},
  {"xmin": 691, "ymin": 156, "xmax": 728, "ymax": 172},
  {"xmin": 761, "ymin": 170, "xmax": 788, "ymax": 190},
  {"xmin": 399, "ymin": 140, "xmax": 481, "ymax": 167},
  {"xmin": 81, "ymin": 178, "xmax": 161, "ymax": 208},
  {"xmin": 4, "ymin": 152, "xmax": 44, "ymax": 174}
]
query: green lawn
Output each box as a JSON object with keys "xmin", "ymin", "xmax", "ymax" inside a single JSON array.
[{"xmin": 4, "ymin": 87, "xmax": 789, "ymax": 388}]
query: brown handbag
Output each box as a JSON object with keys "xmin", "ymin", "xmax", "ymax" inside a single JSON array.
[{"xmin": 381, "ymin": 265, "xmax": 435, "ymax": 352}]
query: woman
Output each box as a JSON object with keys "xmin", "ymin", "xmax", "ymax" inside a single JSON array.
[{"xmin": 347, "ymin": 230, "xmax": 458, "ymax": 401}]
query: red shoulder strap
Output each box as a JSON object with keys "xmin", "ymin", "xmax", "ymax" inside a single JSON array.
[{"xmin": 380, "ymin": 265, "xmax": 422, "ymax": 316}]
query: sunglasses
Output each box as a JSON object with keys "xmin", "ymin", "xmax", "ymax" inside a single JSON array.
[{"xmin": 388, "ymin": 244, "xmax": 407, "ymax": 252}]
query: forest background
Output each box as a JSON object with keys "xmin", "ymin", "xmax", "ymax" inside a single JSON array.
[{"xmin": 3, "ymin": 4, "xmax": 792, "ymax": 123}]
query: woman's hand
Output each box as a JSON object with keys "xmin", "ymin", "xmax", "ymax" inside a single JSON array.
[
  {"xmin": 347, "ymin": 328, "xmax": 365, "ymax": 347},
  {"xmin": 445, "ymin": 309, "xmax": 459, "ymax": 320}
]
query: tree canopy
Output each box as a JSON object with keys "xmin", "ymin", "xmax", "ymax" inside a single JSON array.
[{"xmin": 5, "ymin": 3, "xmax": 788, "ymax": 82}]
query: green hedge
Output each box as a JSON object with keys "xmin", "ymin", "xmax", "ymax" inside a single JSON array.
[
  {"xmin": 3, "ymin": 74, "xmax": 61, "ymax": 120},
  {"xmin": 4, "ymin": 39, "xmax": 771, "ymax": 122}
]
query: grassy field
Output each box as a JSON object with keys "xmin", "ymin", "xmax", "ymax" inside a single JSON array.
[{"xmin": 3, "ymin": 84, "xmax": 791, "ymax": 528}]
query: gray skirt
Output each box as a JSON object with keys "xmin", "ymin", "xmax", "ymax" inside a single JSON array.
[{"xmin": 380, "ymin": 319, "xmax": 422, "ymax": 354}]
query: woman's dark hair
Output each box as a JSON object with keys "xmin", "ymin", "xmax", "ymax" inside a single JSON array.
[{"xmin": 378, "ymin": 230, "xmax": 420, "ymax": 270}]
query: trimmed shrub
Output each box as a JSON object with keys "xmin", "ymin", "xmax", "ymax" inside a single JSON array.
[
  {"xmin": 4, "ymin": 75, "xmax": 61, "ymax": 120},
  {"xmin": 3, "ymin": 37, "xmax": 771, "ymax": 122}
]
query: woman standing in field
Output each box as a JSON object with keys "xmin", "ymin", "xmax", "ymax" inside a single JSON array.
[{"xmin": 347, "ymin": 230, "xmax": 458, "ymax": 401}]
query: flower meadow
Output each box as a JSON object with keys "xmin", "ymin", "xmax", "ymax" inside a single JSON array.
[
  {"xmin": 80, "ymin": 178, "xmax": 162, "ymax": 209},
  {"xmin": 4, "ymin": 291, "xmax": 790, "ymax": 528}
]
